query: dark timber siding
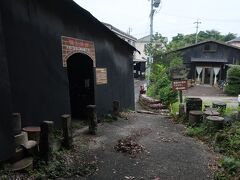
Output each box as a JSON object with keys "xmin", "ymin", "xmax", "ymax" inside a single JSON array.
[
  {"xmin": 178, "ymin": 42, "xmax": 240, "ymax": 79},
  {"xmin": 0, "ymin": 0, "xmax": 135, "ymax": 160},
  {"xmin": 0, "ymin": 8, "xmax": 14, "ymax": 161}
]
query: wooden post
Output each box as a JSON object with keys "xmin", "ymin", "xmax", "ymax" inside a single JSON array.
[
  {"xmin": 179, "ymin": 90, "xmax": 183, "ymax": 103},
  {"xmin": 179, "ymin": 103, "xmax": 185, "ymax": 118},
  {"xmin": 212, "ymin": 101, "xmax": 227, "ymax": 114},
  {"xmin": 206, "ymin": 116, "xmax": 224, "ymax": 132},
  {"xmin": 39, "ymin": 121, "xmax": 54, "ymax": 163},
  {"xmin": 12, "ymin": 113, "xmax": 22, "ymax": 135},
  {"xmin": 203, "ymin": 110, "xmax": 220, "ymax": 122},
  {"xmin": 87, "ymin": 105, "xmax": 97, "ymax": 135},
  {"xmin": 61, "ymin": 114, "xmax": 72, "ymax": 149},
  {"xmin": 112, "ymin": 101, "xmax": 120, "ymax": 120},
  {"xmin": 189, "ymin": 110, "xmax": 203, "ymax": 125},
  {"xmin": 186, "ymin": 98, "xmax": 202, "ymax": 120}
]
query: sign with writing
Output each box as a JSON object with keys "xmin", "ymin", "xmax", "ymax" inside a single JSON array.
[
  {"xmin": 96, "ymin": 68, "xmax": 108, "ymax": 85},
  {"xmin": 172, "ymin": 80, "xmax": 187, "ymax": 91}
]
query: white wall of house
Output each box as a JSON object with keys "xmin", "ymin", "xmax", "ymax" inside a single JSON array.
[
  {"xmin": 135, "ymin": 42, "xmax": 148, "ymax": 60},
  {"xmin": 228, "ymin": 41, "xmax": 240, "ymax": 48}
]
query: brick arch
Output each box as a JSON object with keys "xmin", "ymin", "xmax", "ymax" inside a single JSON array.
[{"xmin": 61, "ymin": 36, "xmax": 96, "ymax": 67}]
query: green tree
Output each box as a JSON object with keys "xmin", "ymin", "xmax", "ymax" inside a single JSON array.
[
  {"xmin": 225, "ymin": 65, "xmax": 240, "ymax": 95},
  {"xmin": 147, "ymin": 64, "xmax": 178, "ymax": 106},
  {"xmin": 144, "ymin": 32, "xmax": 168, "ymax": 63},
  {"xmin": 168, "ymin": 30, "xmax": 237, "ymax": 51}
]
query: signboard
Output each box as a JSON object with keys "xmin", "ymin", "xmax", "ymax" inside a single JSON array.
[
  {"xmin": 96, "ymin": 68, "xmax": 108, "ymax": 85},
  {"xmin": 172, "ymin": 80, "xmax": 187, "ymax": 91}
]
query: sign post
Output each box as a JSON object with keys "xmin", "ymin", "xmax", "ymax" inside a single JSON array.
[
  {"xmin": 170, "ymin": 67, "xmax": 189, "ymax": 117},
  {"xmin": 172, "ymin": 80, "xmax": 187, "ymax": 103}
]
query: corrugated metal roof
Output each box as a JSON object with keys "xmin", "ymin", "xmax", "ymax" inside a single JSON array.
[
  {"xmin": 228, "ymin": 37, "xmax": 240, "ymax": 42},
  {"xmin": 191, "ymin": 58, "xmax": 228, "ymax": 63}
]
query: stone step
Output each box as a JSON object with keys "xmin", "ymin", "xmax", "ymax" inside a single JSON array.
[
  {"xmin": 14, "ymin": 132, "xmax": 28, "ymax": 147},
  {"xmin": 5, "ymin": 157, "xmax": 33, "ymax": 172},
  {"xmin": 23, "ymin": 140, "xmax": 38, "ymax": 155},
  {"xmin": 10, "ymin": 141, "xmax": 38, "ymax": 163}
]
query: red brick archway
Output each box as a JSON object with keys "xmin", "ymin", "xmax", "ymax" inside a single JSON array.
[{"xmin": 61, "ymin": 36, "xmax": 96, "ymax": 67}]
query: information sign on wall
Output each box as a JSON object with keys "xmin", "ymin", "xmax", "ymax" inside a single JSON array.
[{"xmin": 96, "ymin": 68, "xmax": 108, "ymax": 85}]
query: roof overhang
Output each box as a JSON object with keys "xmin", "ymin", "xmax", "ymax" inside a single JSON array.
[
  {"xmin": 191, "ymin": 58, "xmax": 228, "ymax": 63},
  {"xmin": 133, "ymin": 59, "xmax": 147, "ymax": 62}
]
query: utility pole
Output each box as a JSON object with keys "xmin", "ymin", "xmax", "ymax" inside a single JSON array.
[
  {"xmin": 194, "ymin": 20, "xmax": 201, "ymax": 43},
  {"xmin": 147, "ymin": 0, "xmax": 161, "ymax": 86},
  {"xmin": 127, "ymin": 27, "xmax": 132, "ymax": 35}
]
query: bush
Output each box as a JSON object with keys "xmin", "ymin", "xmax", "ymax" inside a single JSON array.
[
  {"xmin": 147, "ymin": 64, "xmax": 178, "ymax": 106},
  {"xmin": 225, "ymin": 65, "xmax": 240, "ymax": 95},
  {"xmin": 185, "ymin": 124, "xmax": 206, "ymax": 138},
  {"xmin": 221, "ymin": 157, "xmax": 240, "ymax": 175}
]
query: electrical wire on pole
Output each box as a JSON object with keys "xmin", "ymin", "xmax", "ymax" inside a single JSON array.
[
  {"xmin": 194, "ymin": 19, "xmax": 201, "ymax": 43},
  {"xmin": 147, "ymin": 0, "xmax": 161, "ymax": 87}
]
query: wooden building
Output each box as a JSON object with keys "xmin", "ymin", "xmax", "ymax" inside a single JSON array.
[
  {"xmin": 0, "ymin": 0, "xmax": 137, "ymax": 161},
  {"xmin": 174, "ymin": 40, "xmax": 240, "ymax": 85}
]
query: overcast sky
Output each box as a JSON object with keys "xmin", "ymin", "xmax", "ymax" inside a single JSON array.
[{"xmin": 74, "ymin": 0, "xmax": 240, "ymax": 40}]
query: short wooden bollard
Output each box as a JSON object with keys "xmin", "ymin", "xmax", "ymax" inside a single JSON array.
[
  {"xmin": 185, "ymin": 98, "xmax": 202, "ymax": 120},
  {"xmin": 61, "ymin": 114, "xmax": 72, "ymax": 149},
  {"xmin": 212, "ymin": 101, "xmax": 226, "ymax": 114},
  {"xmin": 179, "ymin": 103, "xmax": 185, "ymax": 118},
  {"xmin": 22, "ymin": 126, "xmax": 41, "ymax": 143},
  {"xmin": 189, "ymin": 110, "xmax": 203, "ymax": 125},
  {"xmin": 204, "ymin": 105, "xmax": 211, "ymax": 111},
  {"xmin": 12, "ymin": 113, "xmax": 22, "ymax": 135},
  {"xmin": 87, "ymin": 105, "xmax": 97, "ymax": 135},
  {"xmin": 112, "ymin": 101, "xmax": 120, "ymax": 120},
  {"xmin": 39, "ymin": 121, "xmax": 54, "ymax": 163},
  {"xmin": 206, "ymin": 116, "xmax": 224, "ymax": 131},
  {"xmin": 203, "ymin": 110, "xmax": 220, "ymax": 122}
]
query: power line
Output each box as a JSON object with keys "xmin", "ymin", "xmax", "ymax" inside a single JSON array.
[
  {"xmin": 194, "ymin": 19, "xmax": 201, "ymax": 43},
  {"xmin": 160, "ymin": 11, "xmax": 240, "ymax": 23}
]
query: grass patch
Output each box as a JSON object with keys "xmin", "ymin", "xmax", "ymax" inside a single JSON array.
[
  {"xmin": 178, "ymin": 104, "xmax": 240, "ymax": 179},
  {"xmin": 185, "ymin": 121, "xmax": 240, "ymax": 179},
  {"xmin": 0, "ymin": 145, "xmax": 97, "ymax": 179},
  {"xmin": 185, "ymin": 124, "xmax": 206, "ymax": 138}
]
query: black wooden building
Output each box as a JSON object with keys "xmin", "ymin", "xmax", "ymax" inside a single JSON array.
[
  {"xmin": 0, "ymin": 0, "xmax": 137, "ymax": 161},
  {"xmin": 174, "ymin": 40, "xmax": 240, "ymax": 85}
]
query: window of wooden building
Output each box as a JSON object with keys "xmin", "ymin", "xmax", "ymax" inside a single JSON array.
[{"xmin": 203, "ymin": 44, "xmax": 217, "ymax": 52}]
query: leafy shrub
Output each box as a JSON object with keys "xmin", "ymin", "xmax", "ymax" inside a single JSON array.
[
  {"xmin": 147, "ymin": 64, "xmax": 178, "ymax": 106},
  {"xmin": 185, "ymin": 124, "xmax": 206, "ymax": 138},
  {"xmin": 221, "ymin": 157, "xmax": 240, "ymax": 175},
  {"xmin": 225, "ymin": 65, "xmax": 240, "ymax": 95}
]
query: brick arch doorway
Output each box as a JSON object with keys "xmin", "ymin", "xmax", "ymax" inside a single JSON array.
[{"xmin": 67, "ymin": 53, "xmax": 95, "ymax": 119}]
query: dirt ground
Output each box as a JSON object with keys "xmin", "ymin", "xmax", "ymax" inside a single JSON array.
[
  {"xmin": 183, "ymin": 84, "xmax": 238, "ymax": 108},
  {"xmin": 134, "ymin": 79, "xmax": 239, "ymax": 108},
  {"xmin": 70, "ymin": 80, "xmax": 230, "ymax": 180},
  {"xmin": 75, "ymin": 112, "xmax": 216, "ymax": 180}
]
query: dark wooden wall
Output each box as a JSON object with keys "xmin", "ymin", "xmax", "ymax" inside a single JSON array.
[
  {"xmin": 0, "ymin": 0, "xmax": 135, "ymax": 160},
  {"xmin": 179, "ymin": 42, "xmax": 240, "ymax": 79},
  {"xmin": 0, "ymin": 9, "xmax": 14, "ymax": 161}
]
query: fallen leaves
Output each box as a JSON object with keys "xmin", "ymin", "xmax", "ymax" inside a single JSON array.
[
  {"xmin": 114, "ymin": 137, "xmax": 145, "ymax": 158},
  {"xmin": 114, "ymin": 128, "xmax": 152, "ymax": 157},
  {"xmin": 124, "ymin": 175, "xmax": 135, "ymax": 179}
]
